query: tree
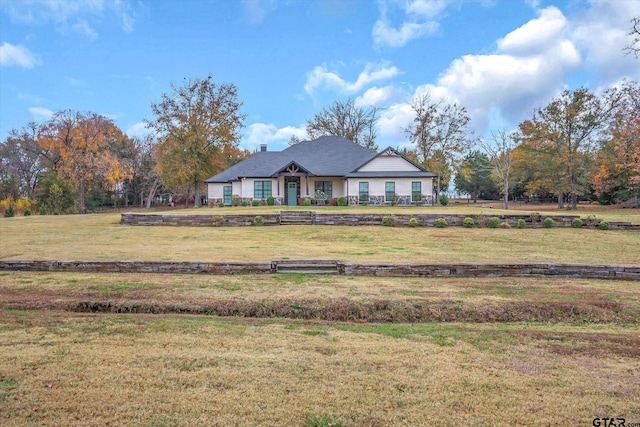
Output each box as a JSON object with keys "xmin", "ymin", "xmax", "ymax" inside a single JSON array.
[
  {"xmin": 146, "ymin": 75, "xmax": 245, "ymax": 207},
  {"xmin": 518, "ymin": 88, "xmax": 607, "ymax": 209},
  {"xmin": 454, "ymin": 151, "xmax": 499, "ymax": 203},
  {"xmin": 38, "ymin": 110, "xmax": 132, "ymax": 213},
  {"xmin": 592, "ymin": 80, "xmax": 640, "ymax": 203},
  {"xmin": 306, "ymin": 98, "xmax": 380, "ymax": 150},
  {"xmin": 624, "ymin": 16, "xmax": 640, "ymax": 58},
  {"xmin": 478, "ymin": 130, "xmax": 516, "ymax": 209},
  {"xmin": 404, "ymin": 93, "xmax": 471, "ymax": 201},
  {"xmin": 0, "ymin": 122, "xmax": 48, "ymax": 199}
]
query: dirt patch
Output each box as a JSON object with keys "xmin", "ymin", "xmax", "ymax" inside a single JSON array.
[
  {"xmin": 2, "ymin": 287, "xmax": 637, "ymax": 324},
  {"xmin": 521, "ymin": 330, "xmax": 640, "ymax": 358}
]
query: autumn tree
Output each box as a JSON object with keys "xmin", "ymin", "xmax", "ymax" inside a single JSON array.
[
  {"xmin": 146, "ymin": 75, "xmax": 245, "ymax": 207},
  {"xmin": 592, "ymin": 80, "xmax": 640, "ymax": 203},
  {"xmin": 518, "ymin": 88, "xmax": 607, "ymax": 209},
  {"xmin": 306, "ymin": 98, "xmax": 380, "ymax": 150},
  {"xmin": 478, "ymin": 130, "xmax": 517, "ymax": 209},
  {"xmin": 38, "ymin": 110, "xmax": 132, "ymax": 213},
  {"xmin": 404, "ymin": 93, "xmax": 471, "ymax": 201}
]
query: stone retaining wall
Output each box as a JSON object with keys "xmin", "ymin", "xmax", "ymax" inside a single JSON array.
[
  {"xmin": 121, "ymin": 212, "xmax": 639, "ymax": 230},
  {"xmin": 2, "ymin": 260, "xmax": 638, "ymax": 280}
]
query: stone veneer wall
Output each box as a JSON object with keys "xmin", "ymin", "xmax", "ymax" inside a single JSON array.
[
  {"xmin": 1, "ymin": 260, "xmax": 638, "ymax": 280},
  {"xmin": 120, "ymin": 212, "xmax": 640, "ymax": 230}
]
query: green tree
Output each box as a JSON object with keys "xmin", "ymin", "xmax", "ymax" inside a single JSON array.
[
  {"xmin": 454, "ymin": 151, "xmax": 499, "ymax": 202},
  {"xmin": 146, "ymin": 75, "xmax": 246, "ymax": 207}
]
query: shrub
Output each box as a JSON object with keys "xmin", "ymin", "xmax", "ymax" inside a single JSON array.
[
  {"xmin": 241, "ymin": 201, "xmax": 248, "ymax": 207},
  {"xmin": 475, "ymin": 213, "xmax": 487, "ymax": 228},
  {"xmin": 529, "ymin": 212, "xmax": 541, "ymax": 223},
  {"xmin": 4, "ymin": 204, "xmax": 15, "ymax": 218},
  {"xmin": 218, "ymin": 202, "xmax": 225, "ymax": 208},
  {"xmin": 303, "ymin": 198, "xmax": 311, "ymax": 206},
  {"xmin": 517, "ymin": 219, "xmax": 526, "ymax": 229},
  {"xmin": 212, "ymin": 215, "xmax": 224, "ymax": 225},
  {"xmin": 267, "ymin": 196, "xmax": 275, "ymax": 206},
  {"xmin": 439, "ymin": 194, "xmax": 449, "ymax": 206},
  {"xmin": 381, "ymin": 216, "xmax": 397, "ymax": 227},
  {"xmin": 24, "ymin": 209, "xmax": 31, "ymax": 216},
  {"xmin": 408, "ymin": 217, "xmax": 418, "ymax": 227},
  {"xmin": 253, "ymin": 215, "xmax": 265, "ymax": 226},
  {"xmin": 500, "ymin": 221, "xmax": 511, "ymax": 229},
  {"xmin": 542, "ymin": 217, "xmax": 555, "ymax": 228},
  {"xmin": 598, "ymin": 220, "xmax": 610, "ymax": 230},
  {"xmin": 337, "ymin": 196, "xmax": 348, "ymax": 206},
  {"xmin": 252, "ymin": 199, "xmax": 260, "ymax": 207},
  {"xmin": 231, "ymin": 195, "xmax": 241, "ymax": 206},
  {"xmin": 435, "ymin": 217, "xmax": 447, "ymax": 228},
  {"xmin": 462, "ymin": 217, "xmax": 474, "ymax": 228},
  {"xmin": 39, "ymin": 205, "xmax": 47, "ymax": 215},
  {"xmin": 487, "ymin": 217, "xmax": 500, "ymax": 228},
  {"xmin": 571, "ymin": 218, "xmax": 583, "ymax": 228},
  {"xmin": 586, "ymin": 215, "xmax": 598, "ymax": 226},
  {"xmin": 53, "ymin": 209, "xmax": 60, "ymax": 215}
]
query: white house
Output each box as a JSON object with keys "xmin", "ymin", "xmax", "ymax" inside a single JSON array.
[{"xmin": 205, "ymin": 136, "xmax": 436, "ymax": 206}]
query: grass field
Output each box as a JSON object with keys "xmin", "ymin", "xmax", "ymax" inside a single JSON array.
[{"xmin": 1, "ymin": 206, "xmax": 639, "ymax": 426}]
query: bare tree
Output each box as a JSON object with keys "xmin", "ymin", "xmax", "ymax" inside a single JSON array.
[
  {"xmin": 404, "ymin": 93, "xmax": 471, "ymax": 201},
  {"xmin": 478, "ymin": 130, "xmax": 516, "ymax": 209},
  {"xmin": 624, "ymin": 16, "xmax": 640, "ymax": 58},
  {"xmin": 0, "ymin": 122, "xmax": 48, "ymax": 198},
  {"xmin": 306, "ymin": 98, "xmax": 380, "ymax": 150}
]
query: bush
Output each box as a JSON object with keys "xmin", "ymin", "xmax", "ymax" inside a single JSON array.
[
  {"xmin": 24, "ymin": 209, "xmax": 31, "ymax": 216},
  {"xmin": 439, "ymin": 194, "xmax": 449, "ymax": 206},
  {"xmin": 267, "ymin": 196, "xmax": 275, "ymax": 206},
  {"xmin": 500, "ymin": 221, "xmax": 511, "ymax": 229},
  {"xmin": 303, "ymin": 198, "xmax": 311, "ymax": 206},
  {"xmin": 241, "ymin": 201, "xmax": 248, "ymax": 207},
  {"xmin": 542, "ymin": 217, "xmax": 555, "ymax": 228},
  {"xmin": 4, "ymin": 204, "xmax": 15, "ymax": 218},
  {"xmin": 408, "ymin": 217, "xmax": 418, "ymax": 227},
  {"xmin": 435, "ymin": 217, "xmax": 447, "ymax": 228},
  {"xmin": 253, "ymin": 215, "xmax": 265, "ymax": 226},
  {"xmin": 487, "ymin": 217, "xmax": 500, "ymax": 228},
  {"xmin": 53, "ymin": 209, "xmax": 60, "ymax": 215},
  {"xmin": 586, "ymin": 215, "xmax": 598, "ymax": 226},
  {"xmin": 218, "ymin": 202, "xmax": 225, "ymax": 208},
  {"xmin": 337, "ymin": 196, "xmax": 348, "ymax": 206},
  {"xmin": 529, "ymin": 212, "xmax": 541, "ymax": 223},
  {"xmin": 252, "ymin": 199, "xmax": 260, "ymax": 207},
  {"xmin": 517, "ymin": 219, "xmax": 526, "ymax": 229},
  {"xmin": 462, "ymin": 217, "xmax": 474, "ymax": 228},
  {"xmin": 598, "ymin": 220, "xmax": 610, "ymax": 230},
  {"xmin": 231, "ymin": 195, "xmax": 241, "ymax": 206},
  {"xmin": 571, "ymin": 218, "xmax": 583, "ymax": 228},
  {"xmin": 39, "ymin": 205, "xmax": 47, "ymax": 215},
  {"xmin": 381, "ymin": 216, "xmax": 397, "ymax": 227}
]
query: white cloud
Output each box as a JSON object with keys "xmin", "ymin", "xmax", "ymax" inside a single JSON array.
[
  {"xmin": 243, "ymin": 122, "xmax": 307, "ymax": 150},
  {"xmin": 126, "ymin": 122, "xmax": 152, "ymax": 138},
  {"xmin": 304, "ymin": 62, "xmax": 399, "ymax": 95},
  {"xmin": 28, "ymin": 107, "xmax": 54, "ymax": 120},
  {"xmin": 241, "ymin": 0, "xmax": 275, "ymax": 24},
  {"xmin": 355, "ymin": 85, "xmax": 403, "ymax": 107},
  {"xmin": 497, "ymin": 7, "xmax": 567, "ymax": 55},
  {"xmin": 71, "ymin": 18, "xmax": 98, "ymax": 39},
  {"xmin": 0, "ymin": 42, "xmax": 39, "ymax": 68},
  {"xmin": 372, "ymin": 0, "xmax": 449, "ymax": 48}
]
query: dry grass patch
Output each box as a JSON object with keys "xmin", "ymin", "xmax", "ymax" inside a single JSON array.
[
  {"xmin": 0, "ymin": 311, "xmax": 638, "ymax": 426},
  {"xmin": 1, "ymin": 213, "xmax": 639, "ymax": 264}
]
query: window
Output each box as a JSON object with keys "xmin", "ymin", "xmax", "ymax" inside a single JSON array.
[
  {"xmin": 411, "ymin": 182, "xmax": 421, "ymax": 202},
  {"xmin": 254, "ymin": 181, "xmax": 272, "ymax": 199},
  {"xmin": 359, "ymin": 182, "xmax": 369, "ymax": 202},
  {"xmin": 385, "ymin": 182, "xmax": 395, "ymax": 202},
  {"xmin": 223, "ymin": 186, "xmax": 232, "ymax": 205},
  {"xmin": 314, "ymin": 181, "xmax": 333, "ymax": 198}
]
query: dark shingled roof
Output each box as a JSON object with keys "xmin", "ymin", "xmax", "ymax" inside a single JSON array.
[{"xmin": 205, "ymin": 135, "xmax": 435, "ymax": 182}]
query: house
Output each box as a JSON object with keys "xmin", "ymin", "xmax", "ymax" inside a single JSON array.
[{"xmin": 205, "ymin": 136, "xmax": 436, "ymax": 206}]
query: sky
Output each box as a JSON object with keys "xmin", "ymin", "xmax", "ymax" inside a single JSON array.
[{"xmin": 1, "ymin": 0, "xmax": 639, "ymax": 153}]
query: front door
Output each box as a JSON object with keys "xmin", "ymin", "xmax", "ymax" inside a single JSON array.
[{"xmin": 287, "ymin": 182, "xmax": 298, "ymax": 206}]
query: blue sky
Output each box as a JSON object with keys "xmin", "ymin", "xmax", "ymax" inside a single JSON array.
[{"xmin": 1, "ymin": 0, "xmax": 639, "ymax": 152}]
